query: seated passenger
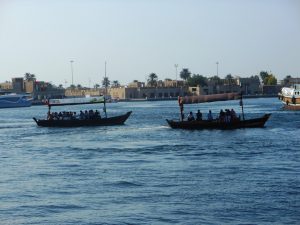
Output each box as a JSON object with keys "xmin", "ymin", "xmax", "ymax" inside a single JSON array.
[
  {"xmin": 84, "ymin": 110, "xmax": 89, "ymax": 119},
  {"xmin": 207, "ymin": 110, "xmax": 213, "ymax": 121},
  {"xmin": 196, "ymin": 110, "xmax": 202, "ymax": 121},
  {"xmin": 95, "ymin": 110, "xmax": 101, "ymax": 119},
  {"xmin": 79, "ymin": 110, "xmax": 85, "ymax": 120},
  {"xmin": 225, "ymin": 109, "xmax": 231, "ymax": 123},
  {"xmin": 230, "ymin": 108, "xmax": 237, "ymax": 121},
  {"xmin": 187, "ymin": 111, "xmax": 195, "ymax": 121},
  {"xmin": 58, "ymin": 112, "xmax": 63, "ymax": 120},
  {"xmin": 89, "ymin": 110, "xmax": 94, "ymax": 119},
  {"xmin": 219, "ymin": 109, "xmax": 225, "ymax": 122},
  {"xmin": 53, "ymin": 112, "xmax": 59, "ymax": 120}
]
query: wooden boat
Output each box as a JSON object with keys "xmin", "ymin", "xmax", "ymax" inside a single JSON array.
[
  {"xmin": 166, "ymin": 113, "xmax": 271, "ymax": 130},
  {"xmin": 278, "ymin": 84, "xmax": 300, "ymax": 110},
  {"xmin": 33, "ymin": 111, "xmax": 132, "ymax": 127},
  {"xmin": 33, "ymin": 95, "xmax": 131, "ymax": 127},
  {"xmin": 166, "ymin": 93, "xmax": 271, "ymax": 130}
]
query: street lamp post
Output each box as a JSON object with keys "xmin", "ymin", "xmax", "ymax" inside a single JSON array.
[
  {"xmin": 174, "ymin": 64, "xmax": 178, "ymax": 87},
  {"xmin": 70, "ymin": 60, "xmax": 74, "ymax": 86},
  {"xmin": 216, "ymin": 61, "xmax": 219, "ymax": 77}
]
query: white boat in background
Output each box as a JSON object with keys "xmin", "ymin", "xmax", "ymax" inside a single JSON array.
[
  {"xmin": 47, "ymin": 95, "xmax": 105, "ymax": 106},
  {"xmin": 278, "ymin": 84, "xmax": 300, "ymax": 110},
  {"xmin": 0, "ymin": 94, "xmax": 32, "ymax": 108}
]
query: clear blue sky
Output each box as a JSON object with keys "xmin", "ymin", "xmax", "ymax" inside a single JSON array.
[{"xmin": 0, "ymin": 0, "xmax": 299, "ymax": 87}]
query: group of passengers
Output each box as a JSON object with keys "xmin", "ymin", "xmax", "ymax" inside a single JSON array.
[
  {"xmin": 47, "ymin": 109, "xmax": 101, "ymax": 120},
  {"xmin": 187, "ymin": 108, "xmax": 238, "ymax": 123},
  {"xmin": 218, "ymin": 108, "xmax": 238, "ymax": 123},
  {"xmin": 187, "ymin": 109, "xmax": 203, "ymax": 121}
]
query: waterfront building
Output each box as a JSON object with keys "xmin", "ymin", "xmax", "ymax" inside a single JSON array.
[
  {"xmin": 281, "ymin": 77, "xmax": 300, "ymax": 86},
  {"xmin": 262, "ymin": 85, "xmax": 282, "ymax": 95},
  {"xmin": 12, "ymin": 78, "xmax": 25, "ymax": 93},
  {"xmin": 0, "ymin": 81, "xmax": 12, "ymax": 91},
  {"xmin": 108, "ymin": 86, "xmax": 187, "ymax": 100},
  {"xmin": 188, "ymin": 76, "xmax": 261, "ymax": 96},
  {"xmin": 65, "ymin": 88, "xmax": 103, "ymax": 97},
  {"xmin": 236, "ymin": 76, "xmax": 261, "ymax": 95}
]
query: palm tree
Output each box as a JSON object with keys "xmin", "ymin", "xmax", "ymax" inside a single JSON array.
[
  {"xmin": 180, "ymin": 68, "xmax": 191, "ymax": 81},
  {"xmin": 147, "ymin": 73, "xmax": 158, "ymax": 87},
  {"xmin": 94, "ymin": 84, "xmax": 100, "ymax": 89},
  {"xmin": 24, "ymin": 73, "xmax": 36, "ymax": 81},
  {"xmin": 112, "ymin": 80, "xmax": 120, "ymax": 87},
  {"xmin": 102, "ymin": 77, "xmax": 110, "ymax": 88}
]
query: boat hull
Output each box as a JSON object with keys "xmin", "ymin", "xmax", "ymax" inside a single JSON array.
[
  {"xmin": 282, "ymin": 104, "xmax": 300, "ymax": 110},
  {"xmin": 0, "ymin": 101, "xmax": 32, "ymax": 108},
  {"xmin": 0, "ymin": 97, "xmax": 32, "ymax": 108},
  {"xmin": 166, "ymin": 114, "xmax": 271, "ymax": 130},
  {"xmin": 33, "ymin": 111, "xmax": 132, "ymax": 127},
  {"xmin": 278, "ymin": 85, "xmax": 300, "ymax": 110}
]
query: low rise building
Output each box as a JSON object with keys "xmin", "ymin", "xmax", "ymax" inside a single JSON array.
[
  {"xmin": 281, "ymin": 77, "xmax": 300, "ymax": 86},
  {"xmin": 236, "ymin": 76, "xmax": 261, "ymax": 95},
  {"xmin": 65, "ymin": 88, "xmax": 103, "ymax": 97},
  {"xmin": 0, "ymin": 81, "xmax": 12, "ymax": 91},
  {"xmin": 262, "ymin": 85, "xmax": 282, "ymax": 95},
  {"xmin": 12, "ymin": 78, "xmax": 25, "ymax": 93},
  {"xmin": 108, "ymin": 86, "xmax": 187, "ymax": 100}
]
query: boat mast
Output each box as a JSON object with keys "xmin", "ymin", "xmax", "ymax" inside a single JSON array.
[
  {"xmin": 103, "ymin": 61, "xmax": 107, "ymax": 118},
  {"xmin": 240, "ymin": 90, "xmax": 245, "ymax": 121},
  {"xmin": 178, "ymin": 96, "xmax": 184, "ymax": 121}
]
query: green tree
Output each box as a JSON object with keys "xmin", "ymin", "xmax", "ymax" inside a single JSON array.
[
  {"xmin": 266, "ymin": 75, "xmax": 277, "ymax": 85},
  {"xmin": 187, "ymin": 74, "xmax": 208, "ymax": 87},
  {"xmin": 180, "ymin": 68, "xmax": 191, "ymax": 81},
  {"xmin": 209, "ymin": 75, "xmax": 222, "ymax": 84},
  {"xmin": 259, "ymin": 71, "xmax": 278, "ymax": 85},
  {"xmin": 225, "ymin": 73, "xmax": 234, "ymax": 85},
  {"xmin": 94, "ymin": 84, "xmax": 100, "ymax": 89},
  {"xmin": 24, "ymin": 73, "xmax": 36, "ymax": 81},
  {"xmin": 147, "ymin": 73, "xmax": 158, "ymax": 87},
  {"xmin": 259, "ymin": 71, "xmax": 270, "ymax": 84}
]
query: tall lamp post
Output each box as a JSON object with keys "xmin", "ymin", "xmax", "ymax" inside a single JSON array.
[
  {"xmin": 216, "ymin": 61, "xmax": 219, "ymax": 77},
  {"xmin": 174, "ymin": 64, "xmax": 178, "ymax": 87},
  {"xmin": 70, "ymin": 60, "xmax": 74, "ymax": 87}
]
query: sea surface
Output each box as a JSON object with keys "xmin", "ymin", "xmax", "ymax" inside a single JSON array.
[{"xmin": 0, "ymin": 98, "xmax": 299, "ymax": 225}]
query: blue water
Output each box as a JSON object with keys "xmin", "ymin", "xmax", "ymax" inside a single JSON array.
[{"xmin": 0, "ymin": 98, "xmax": 299, "ymax": 224}]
